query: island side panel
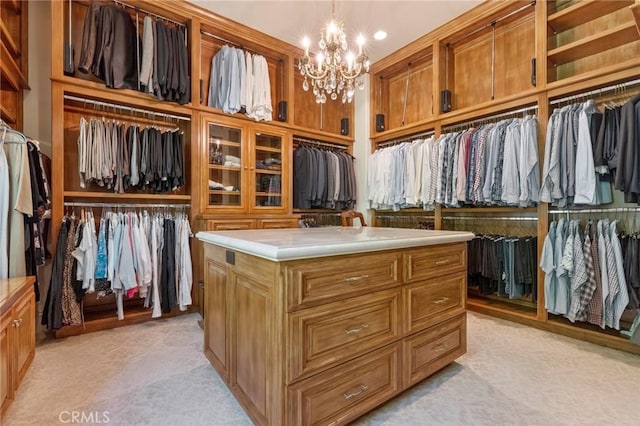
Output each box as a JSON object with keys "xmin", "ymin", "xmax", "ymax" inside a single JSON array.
[{"xmin": 203, "ymin": 244, "xmax": 284, "ymax": 426}]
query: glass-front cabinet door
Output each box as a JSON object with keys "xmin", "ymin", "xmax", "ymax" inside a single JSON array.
[
  {"xmin": 250, "ymin": 126, "xmax": 288, "ymax": 213},
  {"xmin": 205, "ymin": 120, "xmax": 245, "ymax": 210}
]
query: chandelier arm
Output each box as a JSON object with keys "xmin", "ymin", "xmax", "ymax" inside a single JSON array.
[{"xmin": 303, "ymin": 65, "xmax": 329, "ymax": 81}]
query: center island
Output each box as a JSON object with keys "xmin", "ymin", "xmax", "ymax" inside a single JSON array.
[{"xmin": 196, "ymin": 227, "xmax": 474, "ymax": 425}]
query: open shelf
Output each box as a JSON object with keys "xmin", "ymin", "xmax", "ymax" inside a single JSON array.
[
  {"xmin": 547, "ymin": 0, "xmax": 633, "ymax": 33},
  {"xmin": 547, "ymin": 21, "xmax": 639, "ymax": 66},
  {"xmin": 255, "ymin": 146, "xmax": 281, "ymax": 153},
  {"xmin": 1, "ymin": 42, "xmax": 28, "ymax": 91},
  {"xmin": 209, "ymin": 190, "xmax": 240, "ymax": 195},
  {"xmin": 0, "ymin": 19, "xmax": 20, "ymax": 57},
  {"xmin": 632, "ymin": 3, "xmax": 640, "ymax": 35},
  {"xmin": 0, "ymin": 101, "xmax": 16, "ymax": 124},
  {"xmin": 209, "ymin": 165, "xmax": 242, "ymax": 171},
  {"xmin": 52, "ymin": 306, "xmax": 192, "ymax": 338}
]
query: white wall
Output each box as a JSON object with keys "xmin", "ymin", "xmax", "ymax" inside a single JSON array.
[
  {"xmin": 23, "ymin": 0, "xmax": 52, "ymax": 157},
  {"xmin": 353, "ymin": 75, "xmax": 371, "ymax": 223}
]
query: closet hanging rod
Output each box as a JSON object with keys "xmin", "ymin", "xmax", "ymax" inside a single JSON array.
[
  {"xmin": 377, "ymin": 130, "xmax": 435, "ymax": 148},
  {"xmin": 376, "ymin": 215, "xmax": 435, "ymax": 219},
  {"xmin": 63, "ymin": 202, "xmax": 190, "ymax": 209},
  {"xmin": 442, "ymin": 215, "xmax": 537, "ymax": 221},
  {"xmin": 442, "ymin": 104, "xmax": 537, "ymax": 132},
  {"xmin": 549, "ymin": 207, "xmax": 640, "ymax": 214},
  {"xmin": 549, "ymin": 78, "xmax": 640, "ymax": 106},
  {"xmin": 293, "ymin": 137, "xmax": 348, "ymax": 151},
  {"xmin": 111, "ymin": 0, "xmax": 186, "ymax": 27},
  {"xmin": 63, "ymin": 95, "xmax": 191, "ymax": 122},
  {"xmin": 446, "ymin": 1, "xmax": 535, "ymax": 46},
  {"xmin": 200, "ymin": 30, "xmax": 283, "ymax": 62}
]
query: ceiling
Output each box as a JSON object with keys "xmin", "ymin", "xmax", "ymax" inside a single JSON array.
[{"xmin": 190, "ymin": 1, "xmax": 482, "ymax": 63}]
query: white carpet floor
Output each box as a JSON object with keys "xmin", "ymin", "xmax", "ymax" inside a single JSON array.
[{"xmin": 3, "ymin": 312, "xmax": 639, "ymax": 426}]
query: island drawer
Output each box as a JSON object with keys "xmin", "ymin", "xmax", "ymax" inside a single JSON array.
[
  {"xmin": 287, "ymin": 342, "xmax": 401, "ymax": 426},
  {"xmin": 403, "ymin": 313, "xmax": 466, "ymax": 388},
  {"xmin": 404, "ymin": 243, "xmax": 466, "ymax": 282},
  {"xmin": 288, "ymin": 289, "xmax": 401, "ymax": 382},
  {"xmin": 285, "ymin": 252, "xmax": 402, "ymax": 311},
  {"xmin": 403, "ymin": 272, "xmax": 466, "ymax": 334}
]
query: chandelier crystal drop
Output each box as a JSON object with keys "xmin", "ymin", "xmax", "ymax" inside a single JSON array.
[{"xmin": 298, "ymin": 0, "xmax": 369, "ymax": 104}]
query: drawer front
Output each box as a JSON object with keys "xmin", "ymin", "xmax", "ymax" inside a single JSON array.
[
  {"xmin": 288, "ymin": 343, "xmax": 401, "ymax": 426},
  {"xmin": 286, "ymin": 252, "xmax": 402, "ymax": 311},
  {"xmin": 289, "ymin": 289, "xmax": 401, "ymax": 382},
  {"xmin": 403, "ymin": 313, "xmax": 466, "ymax": 388},
  {"xmin": 405, "ymin": 243, "xmax": 466, "ymax": 282},
  {"xmin": 206, "ymin": 219, "xmax": 255, "ymax": 231},
  {"xmin": 404, "ymin": 272, "xmax": 466, "ymax": 334},
  {"xmin": 257, "ymin": 218, "xmax": 299, "ymax": 229}
]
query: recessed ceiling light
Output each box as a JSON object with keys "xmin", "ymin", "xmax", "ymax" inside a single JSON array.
[{"xmin": 374, "ymin": 30, "xmax": 387, "ymax": 41}]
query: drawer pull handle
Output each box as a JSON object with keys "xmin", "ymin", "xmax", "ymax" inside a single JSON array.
[
  {"xmin": 344, "ymin": 275, "xmax": 369, "ymax": 282},
  {"xmin": 433, "ymin": 343, "xmax": 448, "ymax": 352},
  {"xmin": 12, "ymin": 319, "xmax": 19, "ymax": 327},
  {"xmin": 434, "ymin": 259, "xmax": 450, "ymax": 265},
  {"xmin": 432, "ymin": 297, "xmax": 450, "ymax": 305},
  {"xmin": 343, "ymin": 384, "xmax": 368, "ymax": 400},
  {"xmin": 344, "ymin": 324, "xmax": 369, "ymax": 335}
]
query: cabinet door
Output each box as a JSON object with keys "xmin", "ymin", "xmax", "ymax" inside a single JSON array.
[
  {"xmin": 13, "ymin": 292, "xmax": 34, "ymax": 388},
  {"xmin": 204, "ymin": 118, "xmax": 246, "ymax": 212},
  {"xmin": 0, "ymin": 311, "xmax": 12, "ymax": 411},
  {"xmin": 230, "ymin": 271, "xmax": 272, "ymax": 425},
  {"xmin": 250, "ymin": 126, "xmax": 289, "ymax": 213},
  {"xmin": 204, "ymin": 258, "xmax": 229, "ymax": 381}
]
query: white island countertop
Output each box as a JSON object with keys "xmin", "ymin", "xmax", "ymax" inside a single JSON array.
[{"xmin": 196, "ymin": 227, "xmax": 474, "ymax": 261}]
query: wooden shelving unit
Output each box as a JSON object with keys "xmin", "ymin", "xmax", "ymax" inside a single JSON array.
[
  {"xmin": 547, "ymin": 21, "xmax": 639, "ymax": 65},
  {"xmin": 366, "ymin": 0, "xmax": 640, "ymax": 354},
  {"xmin": 547, "ymin": 0, "xmax": 633, "ymax": 33}
]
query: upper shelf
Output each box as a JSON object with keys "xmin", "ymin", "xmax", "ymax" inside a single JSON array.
[
  {"xmin": 632, "ymin": 3, "xmax": 640, "ymax": 36},
  {"xmin": 547, "ymin": 21, "xmax": 639, "ymax": 66},
  {"xmin": 547, "ymin": 0, "xmax": 634, "ymax": 33}
]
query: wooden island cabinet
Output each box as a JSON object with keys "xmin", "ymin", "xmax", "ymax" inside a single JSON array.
[{"xmin": 197, "ymin": 227, "xmax": 473, "ymax": 425}]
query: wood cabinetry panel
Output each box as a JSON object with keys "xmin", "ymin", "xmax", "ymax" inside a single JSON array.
[
  {"xmin": 453, "ymin": 14, "xmax": 535, "ymax": 109},
  {"xmin": 0, "ymin": 312, "xmax": 11, "ymax": 412},
  {"xmin": 204, "ymin": 258, "xmax": 228, "ymax": 380},
  {"xmin": 404, "ymin": 272, "xmax": 466, "ymax": 334},
  {"xmin": 403, "ymin": 313, "xmax": 466, "ymax": 388},
  {"xmin": 288, "ymin": 289, "xmax": 401, "ymax": 382},
  {"xmin": 231, "ymin": 272, "xmax": 270, "ymax": 424},
  {"xmin": 386, "ymin": 60, "xmax": 434, "ymax": 129},
  {"xmin": 293, "ymin": 73, "xmax": 354, "ymax": 135},
  {"xmin": 286, "ymin": 251, "xmax": 402, "ymax": 311},
  {"xmin": 13, "ymin": 293, "xmax": 34, "ymax": 386},
  {"xmin": 404, "ymin": 243, "xmax": 466, "ymax": 282},
  {"xmin": 287, "ymin": 343, "xmax": 401, "ymax": 426}
]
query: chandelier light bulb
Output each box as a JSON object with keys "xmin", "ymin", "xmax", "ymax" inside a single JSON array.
[
  {"xmin": 356, "ymin": 34, "xmax": 365, "ymax": 55},
  {"xmin": 346, "ymin": 51, "xmax": 355, "ymax": 70},
  {"xmin": 302, "ymin": 36, "xmax": 310, "ymax": 56},
  {"xmin": 327, "ymin": 20, "xmax": 337, "ymax": 35}
]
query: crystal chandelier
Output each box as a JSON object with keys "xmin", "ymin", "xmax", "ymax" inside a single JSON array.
[{"xmin": 298, "ymin": 0, "xmax": 370, "ymax": 104}]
